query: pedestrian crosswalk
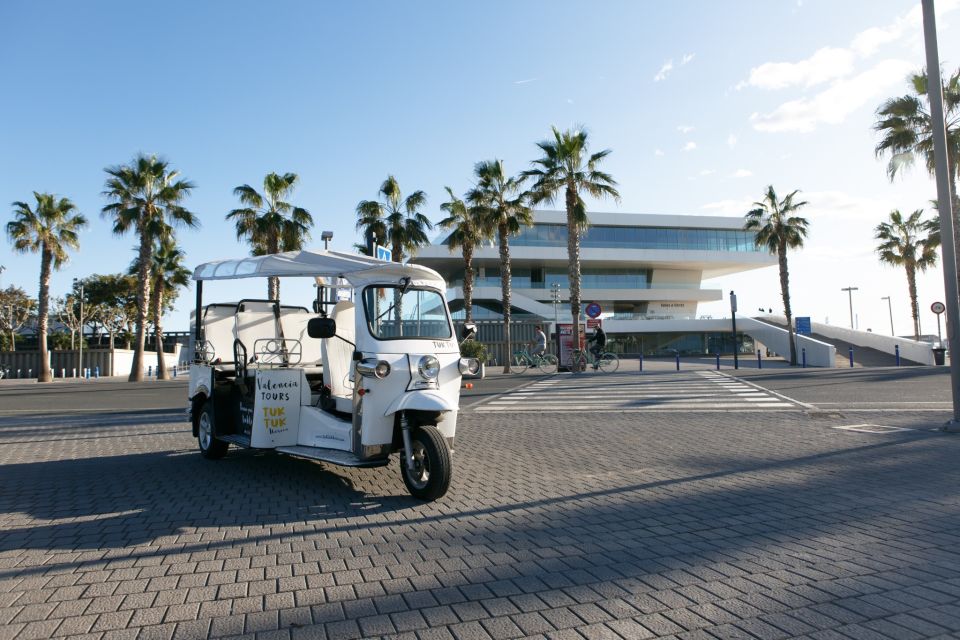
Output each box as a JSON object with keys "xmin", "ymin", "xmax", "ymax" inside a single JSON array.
[{"xmin": 469, "ymin": 370, "xmax": 803, "ymax": 412}]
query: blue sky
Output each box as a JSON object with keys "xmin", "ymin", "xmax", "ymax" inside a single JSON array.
[{"xmin": 2, "ymin": 0, "xmax": 958, "ymax": 335}]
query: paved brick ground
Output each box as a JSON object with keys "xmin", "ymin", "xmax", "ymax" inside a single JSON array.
[{"xmin": 1, "ymin": 380, "xmax": 959, "ymax": 639}]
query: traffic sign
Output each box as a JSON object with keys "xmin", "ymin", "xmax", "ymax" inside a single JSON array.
[
  {"xmin": 587, "ymin": 318, "xmax": 602, "ymax": 329},
  {"xmin": 375, "ymin": 244, "xmax": 392, "ymax": 262},
  {"xmin": 932, "ymin": 301, "xmax": 946, "ymax": 314},
  {"xmin": 585, "ymin": 302, "xmax": 602, "ymax": 318},
  {"xmin": 795, "ymin": 316, "xmax": 811, "ymax": 335}
]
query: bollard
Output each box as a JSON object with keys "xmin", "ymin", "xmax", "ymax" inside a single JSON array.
[
  {"xmin": 16, "ymin": 369, "xmax": 21, "ymax": 378},
  {"xmin": 72, "ymin": 368, "xmax": 76, "ymax": 378},
  {"xmin": 757, "ymin": 349, "xmax": 762, "ymax": 369},
  {"xmin": 716, "ymin": 353, "xmax": 720, "ymax": 370},
  {"xmin": 147, "ymin": 365, "xmax": 153, "ymax": 379},
  {"xmin": 802, "ymin": 348, "xmax": 807, "ymax": 368},
  {"xmin": 60, "ymin": 368, "xmax": 65, "ymax": 379},
  {"xmin": 848, "ymin": 347, "xmax": 854, "ymax": 368},
  {"xmin": 895, "ymin": 344, "xmax": 900, "ymax": 367},
  {"xmin": 675, "ymin": 352, "xmax": 680, "ymax": 371},
  {"xmin": 28, "ymin": 368, "xmax": 32, "ymax": 378},
  {"xmin": 639, "ymin": 354, "xmax": 643, "ymax": 372},
  {"xmin": 173, "ymin": 366, "xmax": 178, "ymax": 378},
  {"xmin": 85, "ymin": 368, "xmax": 90, "ymax": 380},
  {"xmin": 94, "ymin": 366, "xmax": 100, "ymax": 379}
]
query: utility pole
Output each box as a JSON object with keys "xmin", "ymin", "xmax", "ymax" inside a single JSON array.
[
  {"xmin": 922, "ymin": 0, "xmax": 960, "ymax": 427},
  {"xmin": 550, "ymin": 283, "xmax": 561, "ymax": 342},
  {"xmin": 881, "ymin": 296, "xmax": 894, "ymax": 336},
  {"xmin": 74, "ymin": 278, "xmax": 84, "ymax": 378},
  {"xmin": 730, "ymin": 291, "xmax": 739, "ymax": 370},
  {"xmin": 841, "ymin": 286, "xmax": 858, "ymax": 329}
]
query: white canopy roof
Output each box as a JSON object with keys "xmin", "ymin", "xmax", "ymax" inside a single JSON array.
[{"xmin": 192, "ymin": 250, "xmax": 446, "ymax": 288}]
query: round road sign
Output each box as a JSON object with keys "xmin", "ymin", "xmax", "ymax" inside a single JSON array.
[
  {"xmin": 932, "ymin": 301, "xmax": 946, "ymax": 314},
  {"xmin": 585, "ymin": 302, "xmax": 602, "ymax": 318}
]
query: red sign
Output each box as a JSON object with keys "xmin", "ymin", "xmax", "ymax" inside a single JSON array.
[
  {"xmin": 557, "ymin": 324, "xmax": 586, "ymax": 368},
  {"xmin": 586, "ymin": 318, "xmax": 602, "ymax": 329},
  {"xmin": 585, "ymin": 302, "xmax": 602, "ymax": 319}
]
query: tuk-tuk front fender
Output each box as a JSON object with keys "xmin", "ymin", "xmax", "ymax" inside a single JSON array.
[{"xmin": 383, "ymin": 391, "xmax": 456, "ymax": 417}]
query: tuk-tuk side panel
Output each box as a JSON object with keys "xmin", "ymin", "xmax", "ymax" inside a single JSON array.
[
  {"xmin": 189, "ymin": 364, "xmax": 213, "ymax": 400},
  {"xmin": 249, "ymin": 369, "xmax": 303, "ymax": 448}
]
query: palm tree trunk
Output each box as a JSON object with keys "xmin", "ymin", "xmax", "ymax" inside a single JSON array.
[
  {"xmin": 37, "ymin": 245, "xmax": 53, "ymax": 382},
  {"xmin": 268, "ymin": 236, "xmax": 280, "ymax": 301},
  {"xmin": 949, "ymin": 155, "xmax": 960, "ymax": 291},
  {"xmin": 129, "ymin": 230, "xmax": 153, "ymax": 382},
  {"xmin": 907, "ymin": 262, "xmax": 920, "ymax": 340},
  {"xmin": 463, "ymin": 245, "xmax": 474, "ymax": 324},
  {"xmin": 778, "ymin": 246, "xmax": 798, "ymax": 365},
  {"xmin": 499, "ymin": 223, "xmax": 512, "ymax": 374},
  {"xmin": 154, "ymin": 280, "xmax": 169, "ymax": 380},
  {"xmin": 565, "ymin": 187, "xmax": 582, "ymax": 356}
]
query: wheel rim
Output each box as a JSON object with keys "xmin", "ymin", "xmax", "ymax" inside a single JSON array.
[
  {"xmin": 599, "ymin": 355, "xmax": 618, "ymax": 372},
  {"xmin": 405, "ymin": 439, "xmax": 430, "ymax": 489},
  {"xmin": 539, "ymin": 356, "xmax": 557, "ymax": 374},
  {"xmin": 198, "ymin": 411, "xmax": 212, "ymax": 450}
]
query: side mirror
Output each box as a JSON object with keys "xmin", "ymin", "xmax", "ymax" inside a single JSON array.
[
  {"xmin": 307, "ymin": 317, "xmax": 336, "ymax": 339},
  {"xmin": 461, "ymin": 322, "xmax": 477, "ymax": 341}
]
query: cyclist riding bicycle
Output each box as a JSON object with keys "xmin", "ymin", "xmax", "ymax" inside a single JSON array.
[
  {"xmin": 587, "ymin": 325, "xmax": 606, "ymax": 369},
  {"xmin": 531, "ymin": 325, "xmax": 547, "ymax": 359}
]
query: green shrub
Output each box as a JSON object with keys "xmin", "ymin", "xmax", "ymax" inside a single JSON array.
[{"xmin": 459, "ymin": 339, "xmax": 488, "ymax": 363}]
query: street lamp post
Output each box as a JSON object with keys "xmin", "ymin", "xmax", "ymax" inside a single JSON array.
[
  {"xmin": 841, "ymin": 286, "xmax": 858, "ymax": 329},
  {"xmin": 881, "ymin": 296, "xmax": 894, "ymax": 336},
  {"xmin": 730, "ymin": 291, "xmax": 739, "ymax": 370},
  {"xmin": 73, "ymin": 278, "xmax": 84, "ymax": 378},
  {"xmin": 550, "ymin": 283, "xmax": 561, "ymax": 337},
  {"xmin": 321, "ymin": 230, "xmax": 333, "ymax": 251}
]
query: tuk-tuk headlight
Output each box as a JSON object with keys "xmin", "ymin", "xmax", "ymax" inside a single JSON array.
[
  {"xmin": 417, "ymin": 355, "xmax": 441, "ymax": 380},
  {"xmin": 459, "ymin": 357, "xmax": 480, "ymax": 376},
  {"xmin": 357, "ymin": 358, "xmax": 391, "ymax": 379}
]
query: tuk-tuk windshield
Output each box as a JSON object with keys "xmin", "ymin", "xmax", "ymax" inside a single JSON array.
[{"xmin": 363, "ymin": 286, "xmax": 452, "ymax": 340}]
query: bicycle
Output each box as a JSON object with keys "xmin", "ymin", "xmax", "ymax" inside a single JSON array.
[
  {"xmin": 511, "ymin": 348, "xmax": 559, "ymax": 374},
  {"xmin": 571, "ymin": 348, "xmax": 619, "ymax": 373}
]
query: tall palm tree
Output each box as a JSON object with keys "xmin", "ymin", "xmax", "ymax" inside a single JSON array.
[
  {"xmin": 438, "ymin": 186, "xmax": 487, "ymax": 323},
  {"xmin": 130, "ymin": 236, "xmax": 191, "ymax": 380},
  {"xmin": 745, "ymin": 186, "xmax": 810, "ymax": 365},
  {"xmin": 226, "ymin": 172, "xmax": 313, "ymax": 300},
  {"xmin": 355, "ymin": 175, "xmax": 431, "ymax": 263},
  {"xmin": 468, "ymin": 160, "xmax": 532, "ymax": 373},
  {"xmin": 875, "ymin": 68, "xmax": 960, "ymax": 284},
  {"xmin": 525, "ymin": 126, "xmax": 620, "ymax": 350},
  {"xmin": 7, "ymin": 192, "xmax": 87, "ymax": 382},
  {"xmin": 356, "ymin": 176, "xmax": 431, "ymax": 336},
  {"xmin": 102, "ymin": 154, "xmax": 197, "ymax": 382},
  {"xmin": 875, "ymin": 209, "xmax": 940, "ymax": 340}
]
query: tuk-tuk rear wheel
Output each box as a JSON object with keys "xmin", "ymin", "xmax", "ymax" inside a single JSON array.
[
  {"xmin": 400, "ymin": 425, "xmax": 451, "ymax": 501},
  {"xmin": 197, "ymin": 402, "xmax": 229, "ymax": 460}
]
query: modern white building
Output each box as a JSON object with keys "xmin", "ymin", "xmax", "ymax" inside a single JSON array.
[{"xmin": 413, "ymin": 210, "xmax": 778, "ymax": 356}]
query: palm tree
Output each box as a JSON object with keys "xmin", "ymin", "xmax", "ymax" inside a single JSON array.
[
  {"xmin": 525, "ymin": 126, "xmax": 620, "ymax": 351},
  {"xmin": 875, "ymin": 209, "xmax": 940, "ymax": 340},
  {"xmin": 130, "ymin": 236, "xmax": 191, "ymax": 380},
  {"xmin": 468, "ymin": 160, "xmax": 532, "ymax": 373},
  {"xmin": 7, "ymin": 192, "xmax": 87, "ymax": 382},
  {"xmin": 875, "ymin": 68, "xmax": 960, "ymax": 284},
  {"xmin": 355, "ymin": 175, "xmax": 431, "ymax": 263},
  {"xmin": 745, "ymin": 186, "xmax": 810, "ymax": 365},
  {"xmin": 102, "ymin": 154, "xmax": 197, "ymax": 382},
  {"xmin": 356, "ymin": 176, "xmax": 431, "ymax": 336},
  {"xmin": 438, "ymin": 186, "xmax": 487, "ymax": 323},
  {"xmin": 226, "ymin": 172, "xmax": 313, "ymax": 300}
]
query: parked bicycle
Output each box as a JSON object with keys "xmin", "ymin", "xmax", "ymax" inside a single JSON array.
[
  {"xmin": 511, "ymin": 348, "xmax": 559, "ymax": 374},
  {"xmin": 571, "ymin": 348, "xmax": 619, "ymax": 373},
  {"xmin": 0, "ymin": 364, "xmax": 10, "ymax": 380}
]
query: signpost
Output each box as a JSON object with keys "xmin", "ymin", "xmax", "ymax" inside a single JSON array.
[
  {"xmin": 795, "ymin": 316, "xmax": 811, "ymax": 336},
  {"xmin": 932, "ymin": 301, "xmax": 946, "ymax": 347},
  {"xmin": 585, "ymin": 302, "xmax": 602, "ymax": 319}
]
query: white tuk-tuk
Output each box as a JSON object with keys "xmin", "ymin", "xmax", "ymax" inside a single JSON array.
[{"xmin": 187, "ymin": 250, "xmax": 479, "ymax": 500}]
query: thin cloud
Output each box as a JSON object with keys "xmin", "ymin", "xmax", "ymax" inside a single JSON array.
[
  {"xmin": 681, "ymin": 53, "xmax": 695, "ymax": 65},
  {"xmin": 654, "ymin": 60, "xmax": 674, "ymax": 82},
  {"xmin": 727, "ymin": 133, "xmax": 738, "ymax": 147},
  {"xmin": 683, "ymin": 141, "xmax": 697, "ymax": 151},
  {"xmin": 654, "ymin": 149, "xmax": 665, "ymax": 157},
  {"xmin": 730, "ymin": 169, "xmax": 753, "ymax": 178},
  {"xmin": 699, "ymin": 169, "xmax": 715, "ymax": 176},
  {"xmin": 677, "ymin": 125, "xmax": 694, "ymax": 134},
  {"xmin": 513, "ymin": 78, "xmax": 537, "ymax": 85}
]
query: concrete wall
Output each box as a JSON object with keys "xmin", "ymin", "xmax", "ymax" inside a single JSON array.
[
  {"xmin": 0, "ymin": 345, "xmax": 183, "ymax": 378},
  {"xmin": 766, "ymin": 314, "xmax": 934, "ymax": 365},
  {"xmin": 737, "ymin": 318, "xmax": 836, "ymax": 367}
]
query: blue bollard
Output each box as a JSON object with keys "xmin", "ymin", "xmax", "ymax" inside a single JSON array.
[
  {"xmin": 802, "ymin": 348, "xmax": 807, "ymax": 368},
  {"xmin": 895, "ymin": 344, "xmax": 900, "ymax": 367},
  {"xmin": 639, "ymin": 354, "xmax": 643, "ymax": 372},
  {"xmin": 173, "ymin": 366, "xmax": 178, "ymax": 378},
  {"xmin": 147, "ymin": 365, "xmax": 153, "ymax": 378},
  {"xmin": 94, "ymin": 366, "xmax": 99, "ymax": 379},
  {"xmin": 716, "ymin": 353, "xmax": 720, "ymax": 370},
  {"xmin": 848, "ymin": 347, "xmax": 854, "ymax": 368},
  {"xmin": 675, "ymin": 352, "xmax": 680, "ymax": 371},
  {"xmin": 85, "ymin": 368, "xmax": 90, "ymax": 380},
  {"xmin": 757, "ymin": 349, "xmax": 762, "ymax": 369}
]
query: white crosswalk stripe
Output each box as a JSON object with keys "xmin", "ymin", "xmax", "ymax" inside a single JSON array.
[{"xmin": 469, "ymin": 370, "xmax": 803, "ymax": 412}]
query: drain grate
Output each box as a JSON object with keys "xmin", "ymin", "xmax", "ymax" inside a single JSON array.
[{"xmin": 832, "ymin": 424, "xmax": 913, "ymax": 434}]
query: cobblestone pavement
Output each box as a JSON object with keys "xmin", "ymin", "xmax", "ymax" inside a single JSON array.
[{"xmin": 1, "ymin": 379, "xmax": 960, "ymax": 639}]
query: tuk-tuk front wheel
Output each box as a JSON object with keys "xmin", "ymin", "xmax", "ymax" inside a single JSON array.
[
  {"xmin": 197, "ymin": 402, "xmax": 229, "ymax": 460},
  {"xmin": 400, "ymin": 425, "xmax": 451, "ymax": 501}
]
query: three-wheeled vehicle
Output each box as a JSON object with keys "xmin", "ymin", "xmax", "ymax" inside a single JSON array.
[{"xmin": 187, "ymin": 250, "xmax": 479, "ymax": 500}]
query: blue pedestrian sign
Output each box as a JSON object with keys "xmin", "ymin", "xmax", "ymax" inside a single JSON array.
[
  {"xmin": 795, "ymin": 316, "xmax": 811, "ymax": 335},
  {"xmin": 375, "ymin": 245, "xmax": 392, "ymax": 262}
]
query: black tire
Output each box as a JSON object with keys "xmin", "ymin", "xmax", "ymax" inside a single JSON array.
[
  {"xmin": 196, "ymin": 401, "xmax": 229, "ymax": 459},
  {"xmin": 538, "ymin": 354, "xmax": 558, "ymax": 375},
  {"xmin": 511, "ymin": 353, "xmax": 529, "ymax": 374},
  {"xmin": 400, "ymin": 425, "xmax": 452, "ymax": 501},
  {"xmin": 598, "ymin": 353, "xmax": 620, "ymax": 373}
]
